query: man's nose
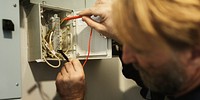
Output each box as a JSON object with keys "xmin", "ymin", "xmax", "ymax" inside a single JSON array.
[{"xmin": 122, "ymin": 45, "xmax": 137, "ymax": 64}]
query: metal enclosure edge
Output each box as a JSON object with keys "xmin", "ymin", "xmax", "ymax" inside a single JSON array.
[{"xmin": 28, "ymin": 4, "xmax": 41, "ymax": 61}]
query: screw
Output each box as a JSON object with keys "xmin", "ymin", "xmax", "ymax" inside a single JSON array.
[
  {"xmin": 42, "ymin": 1, "xmax": 47, "ymax": 5},
  {"xmin": 16, "ymin": 83, "xmax": 19, "ymax": 86},
  {"xmin": 13, "ymin": 4, "xmax": 17, "ymax": 7}
]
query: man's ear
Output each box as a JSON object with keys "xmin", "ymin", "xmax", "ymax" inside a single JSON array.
[
  {"xmin": 176, "ymin": 45, "xmax": 200, "ymax": 82},
  {"xmin": 192, "ymin": 45, "xmax": 200, "ymax": 60},
  {"xmin": 178, "ymin": 45, "xmax": 200, "ymax": 68},
  {"xmin": 190, "ymin": 44, "xmax": 200, "ymax": 67}
]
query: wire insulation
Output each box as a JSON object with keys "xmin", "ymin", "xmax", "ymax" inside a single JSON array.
[
  {"xmin": 82, "ymin": 28, "xmax": 93, "ymax": 67},
  {"xmin": 61, "ymin": 15, "xmax": 82, "ymax": 24},
  {"xmin": 42, "ymin": 15, "xmax": 91, "ymax": 68},
  {"xmin": 42, "ymin": 38, "xmax": 61, "ymax": 68},
  {"xmin": 42, "ymin": 54, "xmax": 61, "ymax": 68}
]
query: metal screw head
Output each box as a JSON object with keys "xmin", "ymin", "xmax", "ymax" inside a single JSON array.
[
  {"xmin": 16, "ymin": 83, "xmax": 19, "ymax": 86},
  {"xmin": 13, "ymin": 4, "xmax": 17, "ymax": 7},
  {"xmin": 42, "ymin": 1, "xmax": 47, "ymax": 5}
]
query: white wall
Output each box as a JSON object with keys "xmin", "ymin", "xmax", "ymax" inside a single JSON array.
[{"xmin": 19, "ymin": 0, "xmax": 145, "ymax": 100}]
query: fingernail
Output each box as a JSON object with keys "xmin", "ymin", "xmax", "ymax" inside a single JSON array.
[{"xmin": 81, "ymin": 16, "xmax": 86, "ymax": 21}]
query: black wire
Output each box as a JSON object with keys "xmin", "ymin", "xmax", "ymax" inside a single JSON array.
[{"xmin": 58, "ymin": 50, "xmax": 69, "ymax": 62}]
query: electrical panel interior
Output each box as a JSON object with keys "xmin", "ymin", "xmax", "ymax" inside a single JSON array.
[{"xmin": 28, "ymin": 4, "xmax": 112, "ymax": 64}]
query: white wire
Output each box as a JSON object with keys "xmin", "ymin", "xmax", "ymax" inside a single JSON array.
[
  {"xmin": 49, "ymin": 31, "xmax": 54, "ymax": 50},
  {"xmin": 41, "ymin": 18, "xmax": 72, "ymax": 68},
  {"xmin": 42, "ymin": 38, "xmax": 61, "ymax": 68},
  {"xmin": 49, "ymin": 31, "xmax": 53, "ymax": 45},
  {"xmin": 42, "ymin": 54, "xmax": 61, "ymax": 68}
]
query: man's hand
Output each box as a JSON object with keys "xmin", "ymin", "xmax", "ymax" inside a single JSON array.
[
  {"xmin": 79, "ymin": 0, "xmax": 120, "ymax": 42},
  {"xmin": 56, "ymin": 59, "xmax": 85, "ymax": 100}
]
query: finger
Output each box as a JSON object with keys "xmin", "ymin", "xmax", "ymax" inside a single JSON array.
[
  {"xmin": 78, "ymin": 7, "xmax": 101, "ymax": 16},
  {"xmin": 56, "ymin": 72, "xmax": 63, "ymax": 85},
  {"xmin": 61, "ymin": 66, "xmax": 68, "ymax": 76},
  {"xmin": 64, "ymin": 62, "xmax": 75, "ymax": 74},
  {"xmin": 56, "ymin": 72, "xmax": 62, "ymax": 80},
  {"xmin": 71, "ymin": 59, "xmax": 83, "ymax": 72},
  {"xmin": 82, "ymin": 16, "xmax": 105, "ymax": 33}
]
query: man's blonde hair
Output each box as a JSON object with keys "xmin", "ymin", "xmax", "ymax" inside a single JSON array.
[{"xmin": 112, "ymin": 0, "xmax": 200, "ymax": 52}]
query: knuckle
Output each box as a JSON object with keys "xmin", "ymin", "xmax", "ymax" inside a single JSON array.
[
  {"xmin": 61, "ymin": 67, "xmax": 65, "ymax": 71},
  {"xmin": 65, "ymin": 62, "xmax": 72, "ymax": 68},
  {"xmin": 71, "ymin": 59, "xmax": 76, "ymax": 62},
  {"xmin": 64, "ymin": 62, "xmax": 69, "ymax": 67},
  {"xmin": 63, "ymin": 77, "xmax": 70, "ymax": 83},
  {"xmin": 87, "ymin": 8, "xmax": 94, "ymax": 15},
  {"xmin": 76, "ymin": 73, "xmax": 85, "ymax": 80},
  {"xmin": 88, "ymin": 8, "xmax": 93, "ymax": 12},
  {"xmin": 96, "ymin": 27, "xmax": 105, "ymax": 33},
  {"xmin": 73, "ymin": 59, "xmax": 80, "ymax": 64},
  {"xmin": 70, "ymin": 73, "xmax": 85, "ymax": 81},
  {"xmin": 74, "ymin": 59, "xmax": 79, "ymax": 62}
]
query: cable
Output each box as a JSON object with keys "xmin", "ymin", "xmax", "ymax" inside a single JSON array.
[
  {"xmin": 58, "ymin": 50, "xmax": 69, "ymax": 62},
  {"xmin": 49, "ymin": 31, "xmax": 54, "ymax": 50},
  {"xmin": 82, "ymin": 28, "xmax": 93, "ymax": 67},
  {"xmin": 42, "ymin": 15, "xmax": 91, "ymax": 68},
  {"xmin": 42, "ymin": 54, "xmax": 61, "ymax": 68},
  {"xmin": 43, "ymin": 27, "xmax": 93, "ymax": 68},
  {"xmin": 42, "ymin": 38, "xmax": 61, "ymax": 68},
  {"xmin": 60, "ymin": 15, "xmax": 82, "ymax": 24}
]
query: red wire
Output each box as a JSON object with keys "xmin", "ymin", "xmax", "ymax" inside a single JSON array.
[
  {"xmin": 82, "ymin": 28, "xmax": 93, "ymax": 67},
  {"xmin": 61, "ymin": 15, "xmax": 91, "ymax": 67},
  {"xmin": 64, "ymin": 15, "xmax": 82, "ymax": 21},
  {"xmin": 61, "ymin": 15, "xmax": 82, "ymax": 23}
]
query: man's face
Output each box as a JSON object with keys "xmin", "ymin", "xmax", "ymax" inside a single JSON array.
[{"xmin": 122, "ymin": 45, "xmax": 186, "ymax": 94}]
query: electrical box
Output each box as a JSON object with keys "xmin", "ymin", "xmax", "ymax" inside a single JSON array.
[{"xmin": 28, "ymin": 3, "xmax": 112, "ymax": 63}]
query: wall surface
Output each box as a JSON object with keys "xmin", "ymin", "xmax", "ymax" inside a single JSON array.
[{"xmin": 19, "ymin": 0, "xmax": 145, "ymax": 100}]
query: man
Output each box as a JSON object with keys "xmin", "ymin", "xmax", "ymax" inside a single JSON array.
[{"xmin": 56, "ymin": 0, "xmax": 200, "ymax": 100}]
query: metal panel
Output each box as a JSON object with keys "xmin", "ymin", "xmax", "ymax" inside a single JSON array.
[
  {"xmin": 30, "ymin": 0, "xmax": 85, "ymax": 10},
  {"xmin": 27, "ymin": 4, "xmax": 41, "ymax": 61},
  {"xmin": 75, "ymin": 18, "xmax": 112, "ymax": 59},
  {"xmin": 0, "ymin": 0, "xmax": 21, "ymax": 99}
]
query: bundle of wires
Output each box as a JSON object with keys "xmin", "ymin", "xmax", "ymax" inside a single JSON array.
[
  {"xmin": 42, "ymin": 15, "xmax": 92, "ymax": 68},
  {"xmin": 42, "ymin": 34, "xmax": 61, "ymax": 68}
]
